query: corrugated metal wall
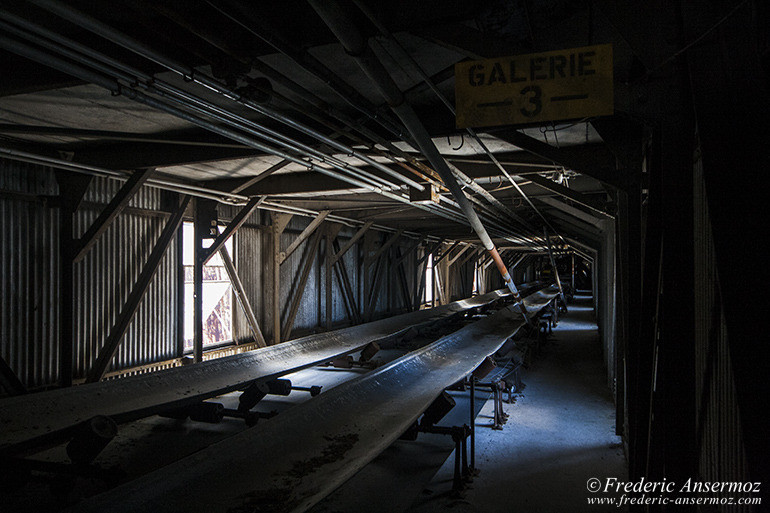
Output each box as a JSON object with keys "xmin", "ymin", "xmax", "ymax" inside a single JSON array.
[
  {"xmin": 0, "ymin": 161, "xmax": 180, "ymax": 388},
  {"xmin": 226, "ymin": 209, "xmax": 424, "ymax": 343},
  {"xmin": 73, "ymin": 177, "xmax": 179, "ymax": 376},
  {"xmin": 693, "ymin": 148, "xmax": 750, "ymax": 509},
  {"xmin": 596, "ymin": 220, "xmax": 616, "ymax": 390},
  {"xmin": 1, "ymin": 160, "xmax": 447, "ymax": 390},
  {"xmin": 232, "ymin": 210, "xmax": 265, "ymax": 344},
  {"xmin": 0, "ymin": 161, "xmax": 59, "ymax": 388}
]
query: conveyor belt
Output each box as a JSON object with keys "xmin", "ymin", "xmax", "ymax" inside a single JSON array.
[
  {"xmin": 71, "ymin": 286, "xmax": 558, "ymax": 513},
  {"xmin": 0, "ymin": 288, "xmax": 526, "ymax": 455}
]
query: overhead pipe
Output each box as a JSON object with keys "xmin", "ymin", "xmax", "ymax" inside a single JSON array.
[
  {"xmin": 1, "ymin": 12, "xmax": 530, "ymax": 247},
  {"xmin": 0, "ymin": 146, "xmax": 250, "ymax": 204},
  {"xmin": 353, "ymin": 1, "xmax": 562, "ymax": 246},
  {"xmin": 3, "ymin": 5, "xmax": 533, "ymax": 246},
  {"xmin": 200, "ymin": 2, "xmax": 529, "ymax": 228},
  {"xmin": 309, "ymin": 0, "xmax": 530, "ymax": 322},
  {"xmin": 0, "ymin": 32, "xmax": 522, "ymax": 247},
  {"xmin": 25, "ymin": 0, "xmax": 426, "ymax": 193},
  {"xmin": 0, "ymin": 145, "xmax": 445, "ymax": 244},
  {"xmin": 0, "ymin": 33, "xmax": 419, "ymax": 207},
  {"xmin": 0, "ymin": 13, "xmax": 416, "ymax": 196},
  {"xmin": 249, "ymin": 57, "xmax": 542, "ymax": 239},
  {"xmin": 204, "ymin": 0, "xmax": 410, "ymax": 142}
]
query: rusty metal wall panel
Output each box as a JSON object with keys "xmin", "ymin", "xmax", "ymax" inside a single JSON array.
[
  {"xmin": 692, "ymin": 152, "xmax": 750, "ymax": 507},
  {"xmin": 0, "ymin": 161, "xmax": 59, "ymax": 389},
  {"xmin": 73, "ymin": 177, "xmax": 179, "ymax": 376}
]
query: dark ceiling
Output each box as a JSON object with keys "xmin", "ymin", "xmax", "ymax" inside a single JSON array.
[{"xmin": 0, "ymin": 0, "xmax": 650, "ymax": 247}]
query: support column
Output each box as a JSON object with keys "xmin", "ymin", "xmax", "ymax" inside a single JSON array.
[
  {"xmin": 54, "ymin": 171, "xmax": 91, "ymax": 387},
  {"xmin": 271, "ymin": 213, "xmax": 293, "ymax": 345},
  {"xmin": 193, "ymin": 201, "xmax": 206, "ymax": 363}
]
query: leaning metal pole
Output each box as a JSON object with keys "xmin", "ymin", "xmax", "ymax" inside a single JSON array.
[{"xmin": 309, "ymin": 0, "xmax": 530, "ymax": 323}]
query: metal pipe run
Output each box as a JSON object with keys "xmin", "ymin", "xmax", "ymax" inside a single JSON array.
[
  {"xmin": 0, "ymin": 145, "xmax": 441, "ymax": 244},
  {"xmin": 20, "ymin": 0, "xmax": 525, "ymax": 243},
  {"xmin": 26, "ymin": 0, "xmax": 426, "ymax": 193},
  {"xmin": 0, "ymin": 146, "xmax": 249, "ymax": 204},
  {"xmin": 0, "ymin": 34, "xmax": 428, "ymax": 211},
  {"xmin": 353, "ymin": 1, "xmax": 557, "ymax": 243},
  {"xmin": 309, "ymin": 0, "xmax": 530, "ymax": 322},
  {"xmin": 0, "ymin": 18, "xmax": 519, "ymax": 243},
  {"xmin": 353, "ymin": 2, "xmax": 541, "ymax": 231},
  {"xmin": 0, "ymin": 14, "xmax": 407, "ymax": 196}
]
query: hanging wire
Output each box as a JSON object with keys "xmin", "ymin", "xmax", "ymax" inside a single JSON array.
[{"xmin": 452, "ymin": 133, "xmax": 465, "ymax": 151}]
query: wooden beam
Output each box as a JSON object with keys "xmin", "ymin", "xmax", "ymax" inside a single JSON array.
[
  {"xmin": 457, "ymin": 247, "xmax": 482, "ymax": 268},
  {"xmin": 434, "ymin": 264, "xmax": 446, "ymax": 305},
  {"xmin": 416, "ymin": 240, "xmax": 441, "ymax": 267},
  {"xmin": 393, "ymin": 237, "xmax": 423, "ymax": 267},
  {"xmin": 73, "ymin": 168, "xmax": 154, "ymax": 263},
  {"xmin": 331, "ymin": 221, "xmax": 373, "ymax": 265},
  {"xmin": 393, "ymin": 246, "xmax": 413, "ymax": 312},
  {"xmin": 282, "ymin": 231, "xmax": 323, "ymax": 341},
  {"xmin": 538, "ymin": 196, "xmax": 604, "ymax": 228},
  {"xmin": 230, "ymin": 160, "xmax": 290, "ymax": 194},
  {"xmin": 202, "ymin": 196, "xmax": 264, "ymax": 265},
  {"xmin": 280, "ymin": 210, "xmax": 330, "ymax": 264},
  {"xmin": 367, "ymin": 229, "xmax": 404, "ymax": 264},
  {"xmin": 86, "ymin": 195, "xmax": 191, "ymax": 383},
  {"xmin": 219, "ymin": 246, "xmax": 265, "ymax": 348},
  {"xmin": 332, "ymin": 238, "xmax": 362, "ymax": 324},
  {"xmin": 365, "ymin": 252, "xmax": 387, "ymax": 320},
  {"xmin": 325, "ymin": 224, "xmax": 343, "ymax": 329},
  {"xmin": 55, "ymin": 170, "xmax": 92, "ymax": 387},
  {"xmin": 447, "ymin": 244, "xmax": 473, "ymax": 266},
  {"xmin": 413, "ymin": 255, "xmax": 428, "ymax": 309},
  {"xmin": 433, "ymin": 240, "xmax": 460, "ymax": 265},
  {"xmin": 272, "ymin": 212, "xmax": 293, "ymax": 345}
]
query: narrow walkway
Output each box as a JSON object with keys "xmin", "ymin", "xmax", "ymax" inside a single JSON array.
[{"xmin": 407, "ymin": 295, "xmax": 628, "ymax": 512}]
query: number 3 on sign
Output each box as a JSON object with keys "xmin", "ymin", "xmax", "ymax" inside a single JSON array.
[{"xmin": 519, "ymin": 85, "xmax": 542, "ymax": 118}]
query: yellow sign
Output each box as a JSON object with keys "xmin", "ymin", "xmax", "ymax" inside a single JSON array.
[{"xmin": 455, "ymin": 44, "xmax": 613, "ymax": 128}]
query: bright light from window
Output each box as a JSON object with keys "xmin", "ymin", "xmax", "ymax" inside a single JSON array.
[
  {"xmin": 183, "ymin": 222, "xmax": 233, "ymax": 351},
  {"xmin": 424, "ymin": 253, "xmax": 433, "ymax": 305}
]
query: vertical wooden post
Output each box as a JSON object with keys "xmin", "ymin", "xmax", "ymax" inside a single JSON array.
[
  {"xmin": 271, "ymin": 213, "xmax": 293, "ymax": 345},
  {"xmin": 176, "ymin": 224, "xmax": 185, "ymax": 358},
  {"xmin": 273, "ymin": 219, "xmax": 281, "ymax": 345},
  {"xmin": 324, "ymin": 224, "xmax": 342, "ymax": 329},
  {"xmin": 54, "ymin": 171, "xmax": 91, "ymax": 387},
  {"xmin": 59, "ymin": 201, "xmax": 75, "ymax": 386},
  {"xmin": 193, "ymin": 200, "xmax": 205, "ymax": 363},
  {"xmin": 326, "ymin": 228, "xmax": 332, "ymax": 329}
]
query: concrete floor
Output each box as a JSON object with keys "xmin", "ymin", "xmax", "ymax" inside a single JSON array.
[{"xmin": 407, "ymin": 295, "xmax": 628, "ymax": 513}]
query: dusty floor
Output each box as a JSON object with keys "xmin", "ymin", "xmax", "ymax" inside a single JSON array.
[{"xmin": 406, "ymin": 294, "xmax": 628, "ymax": 513}]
